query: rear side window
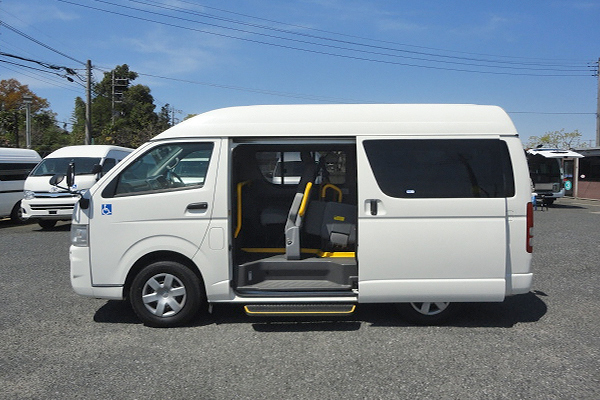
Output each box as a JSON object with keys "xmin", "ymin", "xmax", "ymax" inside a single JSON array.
[
  {"xmin": 0, "ymin": 162, "xmax": 38, "ymax": 181},
  {"xmin": 363, "ymin": 139, "xmax": 515, "ymax": 198}
]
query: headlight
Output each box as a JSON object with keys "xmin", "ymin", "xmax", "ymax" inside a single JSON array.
[
  {"xmin": 23, "ymin": 190, "xmax": 35, "ymax": 200},
  {"xmin": 71, "ymin": 224, "xmax": 89, "ymax": 247}
]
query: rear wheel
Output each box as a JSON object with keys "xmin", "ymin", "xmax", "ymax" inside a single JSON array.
[
  {"xmin": 130, "ymin": 261, "xmax": 205, "ymax": 327},
  {"xmin": 397, "ymin": 302, "xmax": 456, "ymax": 325}
]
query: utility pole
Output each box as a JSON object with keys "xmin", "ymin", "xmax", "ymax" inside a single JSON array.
[
  {"xmin": 85, "ymin": 60, "xmax": 92, "ymax": 145},
  {"xmin": 596, "ymin": 57, "xmax": 600, "ymax": 147},
  {"xmin": 170, "ymin": 106, "xmax": 182, "ymax": 126},
  {"xmin": 22, "ymin": 95, "xmax": 32, "ymax": 149},
  {"xmin": 111, "ymin": 72, "xmax": 128, "ymax": 125}
]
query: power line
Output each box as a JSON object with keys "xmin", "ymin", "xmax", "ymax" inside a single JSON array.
[
  {"xmin": 0, "ymin": 21, "xmax": 86, "ymax": 66},
  {"xmin": 133, "ymin": 72, "xmax": 370, "ymax": 103},
  {"xmin": 177, "ymin": 0, "xmax": 590, "ymax": 66},
  {"xmin": 55, "ymin": 0, "xmax": 594, "ymax": 77},
  {"xmin": 132, "ymin": 0, "xmax": 590, "ymax": 70}
]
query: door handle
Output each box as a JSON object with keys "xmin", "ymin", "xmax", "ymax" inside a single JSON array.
[
  {"xmin": 369, "ymin": 199, "xmax": 378, "ymax": 216},
  {"xmin": 187, "ymin": 202, "xmax": 208, "ymax": 211}
]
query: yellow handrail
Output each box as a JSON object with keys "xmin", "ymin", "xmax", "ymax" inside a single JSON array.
[
  {"xmin": 320, "ymin": 183, "xmax": 343, "ymax": 202},
  {"xmin": 234, "ymin": 180, "xmax": 251, "ymax": 238},
  {"xmin": 298, "ymin": 182, "xmax": 313, "ymax": 217}
]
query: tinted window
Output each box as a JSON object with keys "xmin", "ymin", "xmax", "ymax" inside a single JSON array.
[
  {"xmin": 101, "ymin": 158, "xmax": 116, "ymax": 174},
  {"xmin": 0, "ymin": 162, "xmax": 38, "ymax": 181},
  {"xmin": 527, "ymin": 154, "xmax": 561, "ymax": 183},
  {"xmin": 114, "ymin": 142, "xmax": 213, "ymax": 196},
  {"xmin": 363, "ymin": 139, "xmax": 514, "ymax": 198},
  {"xmin": 578, "ymin": 156, "xmax": 600, "ymax": 182}
]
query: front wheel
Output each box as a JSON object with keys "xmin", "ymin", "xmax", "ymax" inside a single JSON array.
[
  {"xmin": 10, "ymin": 201, "xmax": 28, "ymax": 224},
  {"xmin": 130, "ymin": 261, "xmax": 206, "ymax": 327},
  {"xmin": 38, "ymin": 219, "xmax": 57, "ymax": 229},
  {"xmin": 396, "ymin": 302, "xmax": 456, "ymax": 325}
]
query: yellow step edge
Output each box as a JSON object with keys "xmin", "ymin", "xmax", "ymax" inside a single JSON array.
[{"xmin": 241, "ymin": 248, "xmax": 355, "ymax": 258}]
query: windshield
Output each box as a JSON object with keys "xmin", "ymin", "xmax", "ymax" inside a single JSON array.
[{"xmin": 31, "ymin": 157, "xmax": 101, "ymax": 176}]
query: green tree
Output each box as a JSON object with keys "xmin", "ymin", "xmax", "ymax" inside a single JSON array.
[
  {"xmin": 525, "ymin": 129, "xmax": 588, "ymax": 149},
  {"xmin": 71, "ymin": 64, "xmax": 172, "ymax": 148},
  {"xmin": 0, "ymin": 78, "xmax": 68, "ymax": 152}
]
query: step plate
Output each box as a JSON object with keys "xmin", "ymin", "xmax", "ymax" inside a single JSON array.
[{"xmin": 244, "ymin": 303, "xmax": 356, "ymax": 316}]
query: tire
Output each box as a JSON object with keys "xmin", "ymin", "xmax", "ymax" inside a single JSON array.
[
  {"xmin": 38, "ymin": 219, "xmax": 57, "ymax": 229},
  {"xmin": 10, "ymin": 201, "xmax": 28, "ymax": 224},
  {"xmin": 397, "ymin": 302, "xmax": 457, "ymax": 326},
  {"xmin": 129, "ymin": 261, "xmax": 205, "ymax": 327}
]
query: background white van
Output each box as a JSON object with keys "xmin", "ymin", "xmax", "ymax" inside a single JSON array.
[
  {"xmin": 526, "ymin": 148, "xmax": 583, "ymax": 205},
  {"xmin": 22, "ymin": 145, "xmax": 132, "ymax": 229},
  {"xmin": 0, "ymin": 148, "xmax": 41, "ymax": 223}
]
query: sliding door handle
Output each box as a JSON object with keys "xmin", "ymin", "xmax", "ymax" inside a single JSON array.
[
  {"xmin": 369, "ymin": 199, "xmax": 378, "ymax": 216},
  {"xmin": 187, "ymin": 202, "xmax": 208, "ymax": 211}
]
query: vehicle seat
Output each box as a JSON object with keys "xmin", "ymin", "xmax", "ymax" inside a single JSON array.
[
  {"xmin": 304, "ymin": 201, "xmax": 357, "ymax": 248},
  {"xmin": 284, "ymin": 152, "xmax": 319, "ymax": 259}
]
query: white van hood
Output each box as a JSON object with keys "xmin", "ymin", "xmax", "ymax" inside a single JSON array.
[{"xmin": 24, "ymin": 175, "xmax": 99, "ymax": 192}]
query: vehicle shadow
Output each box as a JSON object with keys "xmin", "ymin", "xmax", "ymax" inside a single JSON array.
[
  {"xmin": 549, "ymin": 203, "xmax": 586, "ymax": 209},
  {"xmin": 0, "ymin": 218, "xmax": 35, "ymax": 229},
  {"xmin": 32, "ymin": 222, "xmax": 71, "ymax": 232},
  {"xmin": 93, "ymin": 291, "xmax": 547, "ymax": 330}
]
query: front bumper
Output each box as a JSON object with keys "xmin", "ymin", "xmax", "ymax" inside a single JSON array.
[
  {"xmin": 70, "ymin": 245, "xmax": 124, "ymax": 300},
  {"xmin": 22, "ymin": 197, "xmax": 77, "ymax": 220}
]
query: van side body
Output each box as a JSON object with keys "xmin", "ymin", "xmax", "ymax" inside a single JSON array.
[
  {"xmin": 69, "ymin": 104, "xmax": 533, "ymax": 326},
  {"xmin": 0, "ymin": 148, "xmax": 42, "ymax": 222},
  {"xmin": 22, "ymin": 145, "xmax": 133, "ymax": 226}
]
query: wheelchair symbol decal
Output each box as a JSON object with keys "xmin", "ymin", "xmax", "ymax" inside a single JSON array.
[{"xmin": 101, "ymin": 204, "xmax": 112, "ymax": 216}]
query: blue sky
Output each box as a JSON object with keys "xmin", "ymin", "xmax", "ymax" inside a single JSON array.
[{"xmin": 1, "ymin": 0, "xmax": 599, "ymax": 146}]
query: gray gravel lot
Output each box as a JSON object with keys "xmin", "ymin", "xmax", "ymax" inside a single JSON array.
[{"xmin": 1, "ymin": 197, "xmax": 599, "ymax": 399}]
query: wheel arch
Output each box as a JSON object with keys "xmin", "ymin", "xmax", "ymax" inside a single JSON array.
[{"xmin": 123, "ymin": 250, "xmax": 206, "ymax": 300}]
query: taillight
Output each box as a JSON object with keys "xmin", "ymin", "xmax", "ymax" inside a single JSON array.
[{"xmin": 526, "ymin": 202, "xmax": 534, "ymax": 253}]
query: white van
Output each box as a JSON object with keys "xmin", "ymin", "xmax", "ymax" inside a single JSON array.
[
  {"xmin": 22, "ymin": 145, "xmax": 133, "ymax": 229},
  {"xmin": 526, "ymin": 148, "xmax": 583, "ymax": 205},
  {"xmin": 0, "ymin": 148, "xmax": 41, "ymax": 223},
  {"xmin": 68, "ymin": 104, "xmax": 534, "ymax": 327}
]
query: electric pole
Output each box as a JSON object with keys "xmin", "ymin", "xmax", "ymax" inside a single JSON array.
[
  {"xmin": 111, "ymin": 72, "xmax": 128, "ymax": 125},
  {"xmin": 596, "ymin": 57, "xmax": 599, "ymax": 147},
  {"xmin": 85, "ymin": 59, "xmax": 92, "ymax": 145},
  {"xmin": 170, "ymin": 106, "xmax": 182, "ymax": 126},
  {"xmin": 23, "ymin": 95, "xmax": 32, "ymax": 149}
]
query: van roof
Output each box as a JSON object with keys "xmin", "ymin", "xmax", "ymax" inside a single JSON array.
[
  {"xmin": 153, "ymin": 104, "xmax": 518, "ymax": 140},
  {"xmin": 0, "ymin": 147, "xmax": 42, "ymax": 162},
  {"xmin": 44, "ymin": 145, "xmax": 133, "ymax": 158}
]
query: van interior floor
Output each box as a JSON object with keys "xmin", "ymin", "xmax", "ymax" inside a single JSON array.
[{"xmin": 234, "ymin": 253, "xmax": 358, "ymax": 294}]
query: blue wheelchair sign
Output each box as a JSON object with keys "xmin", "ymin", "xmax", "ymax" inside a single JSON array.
[{"xmin": 101, "ymin": 204, "xmax": 112, "ymax": 216}]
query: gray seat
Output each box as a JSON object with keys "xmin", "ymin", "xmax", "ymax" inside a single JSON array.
[
  {"xmin": 284, "ymin": 152, "xmax": 318, "ymax": 260},
  {"xmin": 304, "ymin": 201, "xmax": 357, "ymax": 247}
]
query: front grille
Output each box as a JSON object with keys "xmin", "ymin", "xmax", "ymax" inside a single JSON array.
[
  {"xmin": 30, "ymin": 204, "xmax": 75, "ymax": 210},
  {"xmin": 33, "ymin": 192, "xmax": 77, "ymax": 199}
]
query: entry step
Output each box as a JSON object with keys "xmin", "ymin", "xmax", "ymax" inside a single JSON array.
[{"xmin": 244, "ymin": 303, "xmax": 356, "ymax": 316}]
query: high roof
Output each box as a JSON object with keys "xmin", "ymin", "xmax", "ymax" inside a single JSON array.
[
  {"xmin": 153, "ymin": 104, "xmax": 518, "ymax": 140},
  {"xmin": 45, "ymin": 145, "xmax": 133, "ymax": 158}
]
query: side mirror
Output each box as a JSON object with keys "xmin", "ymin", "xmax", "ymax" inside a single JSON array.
[
  {"xmin": 66, "ymin": 162, "xmax": 75, "ymax": 188},
  {"xmin": 49, "ymin": 174, "xmax": 65, "ymax": 186}
]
